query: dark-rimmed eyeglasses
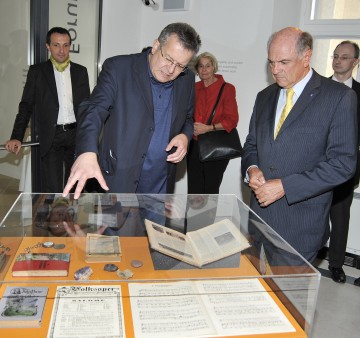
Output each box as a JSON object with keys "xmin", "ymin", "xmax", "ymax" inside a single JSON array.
[{"xmin": 160, "ymin": 47, "xmax": 187, "ymax": 72}]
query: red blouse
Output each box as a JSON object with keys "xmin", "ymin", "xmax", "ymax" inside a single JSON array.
[{"xmin": 194, "ymin": 74, "xmax": 239, "ymax": 133}]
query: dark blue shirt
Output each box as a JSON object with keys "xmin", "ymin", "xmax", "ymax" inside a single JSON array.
[{"xmin": 136, "ymin": 64, "xmax": 174, "ymax": 193}]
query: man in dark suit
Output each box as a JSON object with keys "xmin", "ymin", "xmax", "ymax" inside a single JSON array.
[
  {"xmin": 5, "ymin": 27, "xmax": 90, "ymax": 192},
  {"xmin": 63, "ymin": 23, "xmax": 201, "ymax": 199},
  {"xmin": 327, "ymin": 41, "xmax": 360, "ymax": 284},
  {"xmin": 241, "ymin": 27, "xmax": 358, "ymax": 263}
]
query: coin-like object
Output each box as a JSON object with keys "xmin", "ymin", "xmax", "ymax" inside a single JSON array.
[
  {"xmin": 53, "ymin": 243, "xmax": 66, "ymax": 249},
  {"xmin": 42, "ymin": 241, "xmax": 54, "ymax": 248},
  {"xmin": 104, "ymin": 263, "xmax": 119, "ymax": 272},
  {"xmin": 131, "ymin": 259, "xmax": 143, "ymax": 268}
]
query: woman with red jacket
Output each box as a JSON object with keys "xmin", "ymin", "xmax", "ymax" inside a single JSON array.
[{"xmin": 187, "ymin": 52, "xmax": 239, "ymax": 194}]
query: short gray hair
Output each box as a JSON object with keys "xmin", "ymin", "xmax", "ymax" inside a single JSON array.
[
  {"xmin": 194, "ymin": 52, "xmax": 218, "ymax": 73},
  {"xmin": 158, "ymin": 22, "xmax": 201, "ymax": 54}
]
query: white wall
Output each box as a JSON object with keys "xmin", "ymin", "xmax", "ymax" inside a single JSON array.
[
  {"xmin": 0, "ymin": 0, "xmax": 30, "ymax": 180},
  {"xmin": 101, "ymin": 0, "xmax": 302, "ymax": 200}
]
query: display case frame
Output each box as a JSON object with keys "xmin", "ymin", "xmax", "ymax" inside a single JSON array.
[{"xmin": 0, "ymin": 193, "xmax": 321, "ymax": 338}]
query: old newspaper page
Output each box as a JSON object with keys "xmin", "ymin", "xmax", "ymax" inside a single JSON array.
[{"xmin": 47, "ymin": 285, "xmax": 125, "ymax": 338}]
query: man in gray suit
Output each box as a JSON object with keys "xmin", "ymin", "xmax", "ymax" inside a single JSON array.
[
  {"xmin": 241, "ymin": 27, "xmax": 358, "ymax": 263},
  {"xmin": 63, "ymin": 22, "xmax": 201, "ymax": 199}
]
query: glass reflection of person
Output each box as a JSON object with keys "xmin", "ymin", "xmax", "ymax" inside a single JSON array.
[{"xmin": 46, "ymin": 197, "xmax": 76, "ymax": 237}]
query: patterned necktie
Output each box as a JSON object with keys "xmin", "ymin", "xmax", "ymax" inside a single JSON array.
[{"xmin": 274, "ymin": 87, "xmax": 294, "ymax": 139}]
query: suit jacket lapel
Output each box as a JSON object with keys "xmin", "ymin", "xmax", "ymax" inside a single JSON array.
[
  {"xmin": 276, "ymin": 70, "xmax": 321, "ymax": 136},
  {"xmin": 133, "ymin": 53, "xmax": 154, "ymax": 114},
  {"xmin": 270, "ymin": 87, "xmax": 281, "ymax": 140},
  {"xmin": 172, "ymin": 71, "xmax": 188, "ymax": 124},
  {"xmin": 44, "ymin": 60, "xmax": 58, "ymax": 101},
  {"xmin": 70, "ymin": 62, "xmax": 80, "ymax": 102}
]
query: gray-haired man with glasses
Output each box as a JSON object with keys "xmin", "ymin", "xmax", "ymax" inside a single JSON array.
[{"xmin": 63, "ymin": 23, "xmax": 201, "ymax": 198}]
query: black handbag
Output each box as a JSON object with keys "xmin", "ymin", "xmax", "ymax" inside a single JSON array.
[{"xmin": 198, "ymin": 83, "xmax": 243, "ymax": 162}]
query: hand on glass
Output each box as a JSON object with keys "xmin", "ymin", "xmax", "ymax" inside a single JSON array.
[{"xmin": 63, "ymin": 152, "xmax": 109, "ymax": 199}]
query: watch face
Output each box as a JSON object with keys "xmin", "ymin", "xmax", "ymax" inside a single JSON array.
[{"xmin": 42, "ymin": 241, "xmax": 55, "ymax": 248}]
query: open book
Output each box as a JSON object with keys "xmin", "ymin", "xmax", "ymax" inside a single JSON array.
[{"xmin": 145, "ymin": 218, "xmax": 250, "ymax": 267}]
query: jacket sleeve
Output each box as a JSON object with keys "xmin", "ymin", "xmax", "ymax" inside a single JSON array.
[
  {"xmin": 216, "ymin": 83, "xmax": 239, "ymax": 132},
  {"xmin": 283, "ymin": 88, "xmax": 358, "ymax": 205}
]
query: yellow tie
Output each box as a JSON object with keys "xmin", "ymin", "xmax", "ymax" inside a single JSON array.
[{"xmin": 274, "ymin": 88, "xmax": 294, "ymax": 139}]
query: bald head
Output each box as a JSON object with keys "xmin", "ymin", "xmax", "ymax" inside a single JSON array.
[
  {"xmin": 268, "ymin": 27, "xmax": 313, "ymax": 56},
  {"xmin": 267, "ymin": 27, "xmax": 313, "ymax": 88}
]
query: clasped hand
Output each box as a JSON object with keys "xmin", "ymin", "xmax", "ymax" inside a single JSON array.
[{"xmin": 248, "ymin": 167, "xmax": 285, "ymax": 207}]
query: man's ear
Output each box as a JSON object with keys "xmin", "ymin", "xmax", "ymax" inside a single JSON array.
[
  {"xmin": 151, "ymin": 39, "xmax": 160, "ymax": 55},
  {"xmin": 303, "ymin": 49, "xmax": 312, "ymax": 67}
]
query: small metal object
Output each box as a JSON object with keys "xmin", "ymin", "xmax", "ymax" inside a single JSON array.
[
  {"xmin": 53, "ymin": 243, "xmax": 66, "ymax": 250},
  {"xmin": 74, "ymin": 266, "xmax": 93, "ymax": 280},
  {"xmin": 42, "ymin": 241, "xmax": 54, "ymax": 248},
  {"xmin": 131, "ymin": 259, "xmax": 143, "ymax": 268},
  {"xmin": 117, "ymin": 269, "xmax": 133, "ymax": 280},
  {"xmin": 104, "ymin": 263, "xmax": 118, "ymax": 272}
]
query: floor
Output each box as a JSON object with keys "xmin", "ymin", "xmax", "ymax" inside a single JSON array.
[
  {"xmin": 312, "ymin": 259, "xmax": 360, "ymax": 338},
  {"xmin": 0, "ymin": 174, "xmax": 359, "ymax": 338}
]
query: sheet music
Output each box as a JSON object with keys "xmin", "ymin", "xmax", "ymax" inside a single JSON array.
[
  {"xmin": 129, "ymin": 281, "xmax": 216, "ymax": 338},
  {"xmin": 196, "ymin": 279, "xmax": 296, "ymax": 336},
  {"xmin": 129, "ymin": 279, "xmax": 295, "ymax": 337},
  {"xmin": 47, "ymin": 285, "xmax": 125, "ymax": 338}
]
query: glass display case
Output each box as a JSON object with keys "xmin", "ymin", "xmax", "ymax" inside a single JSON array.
[{"xmin": 0, "ymin": 193, "xmax": 320, "ymax": 338}]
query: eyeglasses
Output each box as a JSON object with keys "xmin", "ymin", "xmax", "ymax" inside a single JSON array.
[
  {"xmin": 160, "ymin": 47, "xmax": 187, "ymax": 72},
  {"xmin": 331, "ymin": 55, "xmax": 356, "ymax": 61}
]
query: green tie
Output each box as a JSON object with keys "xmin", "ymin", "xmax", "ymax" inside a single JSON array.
[
  {"xmin": 50, "ymin": 56, "xmax": 70, "ymax": 72},
  {"xmin": 274, "ymin": 88, "xmax": 294, "ymax": 139}
]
